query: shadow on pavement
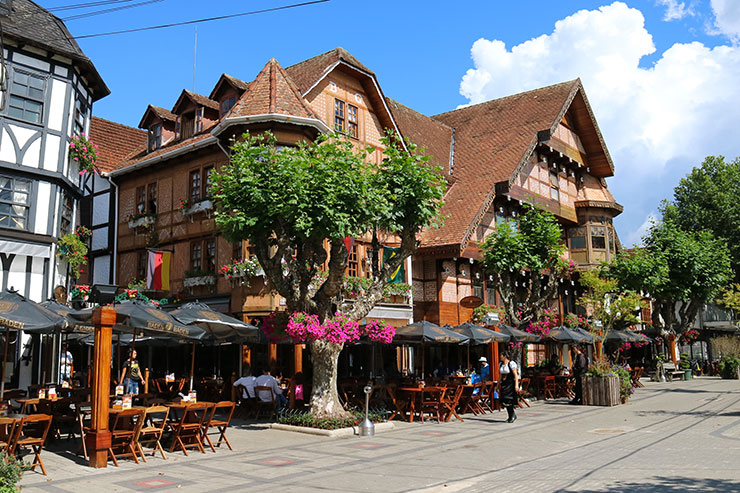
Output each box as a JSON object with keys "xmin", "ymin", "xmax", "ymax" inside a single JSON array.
[{"xmin": 569, "ymin": 476, "xmax": 740, "ymax": 492}]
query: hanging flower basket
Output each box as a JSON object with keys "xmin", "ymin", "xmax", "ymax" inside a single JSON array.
[
  {"xmin": 128, "ymin": 212, "xmax": 156, "ymax": 229},
  {"xmin": 184, "ymin": 270, "xmax": 216, "ymax": 287},
  {"xmin": 57, "ymin": 230, "xmax": 89, "ymax": 279},
  {"xmin": 69, "ymin": 133, "xmax": 100, "ymax": 175},
  {"xmin": 218, "ymin": 258, "xmax": 262, "ymax": 285},
  {"xmin": 180, "ymin": 198, "xmax": 214, "ymax": 216}
]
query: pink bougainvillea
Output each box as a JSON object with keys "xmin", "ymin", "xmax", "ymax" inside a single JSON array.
[
  {"xmin": 268, "ymin": 311, "xmax": 396, "ymax": 345},
  {"xmin": 364, "ymin": 320, "xmax": 396, "ymax": 344},
  {"xmin": 524, "ymin": 308, "xmax": 558, "ymax": 337}
]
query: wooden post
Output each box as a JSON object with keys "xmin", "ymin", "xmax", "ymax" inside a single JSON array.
[
  {"xmin": 189, "ymin": 342, "xmax": 196, "ymax": 391},
  {"xmin": 144, "ymin": 368, "xmax": 149, "ymax": 394},
  {"xmin": 490, "ymin": 325, "xmax": 501, "ymax": 383},
  {"xmin": 0, "ymin": 328, "xmax": 11, "ymax": 397},
  {"xmin": 88, "ymin": 306, "xmax": 115, "ymax": 468},
  {"xmin": 268, "ymin": 343, "xmax": 277, "ymax": 371},
  {"xmin": 293, "ymin": 344, "xmax": 303, "ymax": 376},
  {"xmin": 669, "ymin": 334, "xmax": 678, "ymax": 366}
]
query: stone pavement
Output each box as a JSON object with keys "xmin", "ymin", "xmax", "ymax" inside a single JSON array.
[{"xmin": 20, "ymin": 376, "xmax": 740, "ymax": 492}]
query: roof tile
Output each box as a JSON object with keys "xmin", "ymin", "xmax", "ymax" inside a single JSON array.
[{"xmin": 90, "ymin": 117, "xmax": 148, "ymax": 173}]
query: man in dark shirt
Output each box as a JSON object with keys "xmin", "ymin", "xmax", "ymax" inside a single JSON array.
[
  {"xmin": 120, "ymin": 349, "xmax": 144, "ymax": 395},
  {"xmin": 570, "ymin": 345, "xmax": 588, "ymax": 405}
]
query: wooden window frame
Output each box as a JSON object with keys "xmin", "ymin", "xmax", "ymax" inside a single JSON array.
[
  {"xmin": 591, "ymin": 225, "xmax": 606, "ymax": 250},
  {"xmin": 147, "ymin": 182, "xmax": 157, "ymax": 214},
  {"xmin": 205, "ymin": 238, "xmax": 217, "ymax": 274},
  {"xmin": 73, "ymin": 97, "xmax": 87, "ymax": 136},
  {"xmin": 220, "ymin": 96, "xmax": 236, "ymax": 118},
  {"xmin": 8, "ymin": 69, "xmax": 45, "ymax": 125},
  {"xmin": 0, "ymin": 174, "xmax": 32, "ymax": 230},
  {"xmin": 135, "ymin": 186, "xmax": 146, "ymax": 214},
  {"xmin": 347, "ymin": 244, "xmax": 358, "ymax": 277},
  {"xmin": 347, "ymin": 104, "xmax": 358, "ymax": 138},
  {"xmin": 147, "ymin": 123, "xmax": 162, "ymax": 152},
  {"xmin": 180, "ymin": 111, "xmax": 195, "ymax": 140},
  {"xmin": 137, "ymin": 250, "xmax": 147, "ymax": 280},
  {"xmin": 190, "ymin": 241, "xmax": 203, "ymax": 272},
  {"xmin": 60, "ymin": 191, "xmax": 73, "ymax": 236},
  {"xmin": 334, "ymin": 99, "xmax": 345, "ymax": 132},
  {"xmin": 549, "ymin": 171, "xmax": 560, "ymax": 202},
  {"xmin": 189, "ymin": 166, "xmax": 214, "ymax": 203}
]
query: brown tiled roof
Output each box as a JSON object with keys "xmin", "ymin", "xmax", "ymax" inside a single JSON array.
[
  {"xmin": 90, "ymin": 117, "xmax": 148, "ymax": 173},
  {"xmin": 172, "ymin": 90, "xmax": 219, "ymax": 114},
  {"xmin": 285, "ymin": 47, "xmax": 374, "ymax": 94},
  {"xmin": 421, "ymin": 80, "xmax": 579, "ymax": 249},
  {"xmin": 111, "ymin": 128, "xmax": 216, "ymax": 175},
  {"xmin": 223, "ymin": 74, "xmax": 251, "ymax": 91},
  {"xmin": 386, "ymin": 98, "xmax": 453, "ymax": 174},
  {"xmin": 149, "ymin": 105, "xmax": 177, "ymax": 122},
  {"xmin": 226, "ymin": 58, "xmax": 317, "ymax": 120}
]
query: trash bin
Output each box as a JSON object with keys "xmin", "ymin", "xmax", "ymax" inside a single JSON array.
[{"xmin": 684, "ymin": 369, "xmax": 692, "ymax": 380}]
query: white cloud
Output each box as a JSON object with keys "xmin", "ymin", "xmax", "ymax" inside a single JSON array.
[
  {"xmin": 657, "ymin": 0, "xmax": 694, "ymax": 21},
  {"xmin": 711, "ymin": 0, "xmax": 740, "ymax": 41},
  {"xmin": 459, "ymin": 1, "xmax": 740, "ymax": 246},
  {"xmin": 625, "ymin": 212, "xmax": 656, "ymax": 248}
]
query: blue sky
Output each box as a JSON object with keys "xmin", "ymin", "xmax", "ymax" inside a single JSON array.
[{"xmin": 41, "ymin": 0, "xmax": 740, "ymax": 246}]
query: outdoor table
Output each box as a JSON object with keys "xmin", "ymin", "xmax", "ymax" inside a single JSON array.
[
  {"xmin": 397, "ymin": 388, "xmax": 423, "ymax": 423},
  {"xmin": 555, "ymin": 375, "xmax": 574, "ymax": 399},
  {"xmin": 165, "ymin": 401, "xmax": 214, "ymax": 422}
]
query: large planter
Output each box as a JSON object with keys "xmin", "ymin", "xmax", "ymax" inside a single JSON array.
[
  {"xmin": 128, "ymin": 215, "xmax": 155, "ymax": 229},
  {"xmin": 684, "ymin": 369, "xmax": 692, "ymax": 381},
  {"xmin": 582, "ymin": 375, "xmax": 621, "ymax": 406},
  {"xmin": 183, "ymin": 275, "xmax": 215, "ymax": 287},
  {"xmin": 182, "ymin": 199, "xmax": 213, "ymax": 216}
]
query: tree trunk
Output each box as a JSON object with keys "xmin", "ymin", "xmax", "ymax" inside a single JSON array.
[{"xmin": 309, "ymin": 339, "xmax": 351, "ymax": 419}]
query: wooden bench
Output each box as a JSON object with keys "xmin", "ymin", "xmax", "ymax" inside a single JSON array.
[{"xmin": 667, "ymin": 370, "xmax": 685, "ymax": 382}]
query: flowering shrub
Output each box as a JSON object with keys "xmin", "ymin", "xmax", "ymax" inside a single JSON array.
[
  {"xmin": 382, "ymin": 283, "xmax": 413, "ymax": 300},
  {"xmin": 75, "ymin": 225, "xmax": 91, "ymax": 237},
  {"xmin": 471, "ymin": 304, "xmax": 508, "ymax": 325},
  {"xmin": 524, "ymin": 308, "xmax": 558, "ymax": 337},
  {"xmin": 619, "ymin": 340, "xmax": 649, "ymax": 352},
  {"xmin": 563, "ymin": 312, "xmax": 590, "ymax": 330},
  {"xmin": 57, "ymin": 230, "xmax": 89, "ymax": 279},
  {"xmin": 679, "ymin": 329, "xmax": 700, "ymax": 345},
  {"xmin": 69, "ymin": 133, "xmax": 99, "ymax": 175},
  {"xmin": 219, "ymin": 258, "xmax": 262, "ymax": 285},
  {"xmin": 178, "ymin": 198, "xmax": 191, "ymax": 211}
]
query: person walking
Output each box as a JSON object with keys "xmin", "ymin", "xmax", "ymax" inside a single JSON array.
[
  {"xmin": 499, "ymin": 350, "xmax": 519, "ymax": 423},
  {"xmin": 570, "ymin": 345, "xmax": 588, "ymax": 405}
]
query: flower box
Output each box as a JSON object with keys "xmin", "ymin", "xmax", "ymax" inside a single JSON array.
[
  {"xmin": 128, "ymin": 215, "xmax": 156, "ymax": 229},
  {"xmin": 183, "ymin": 275, "xmax": 215, "ymax": 288},
  {"xmin": 582, "ymin": 375, "xmax": 621, "ymax": 406},
  {"xmin": 182, "ymin": 199, "xmax": 213, "ymax": 216}
]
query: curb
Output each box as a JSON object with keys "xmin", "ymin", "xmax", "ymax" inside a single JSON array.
[{"xmin": 270, "ymin": 421, "xmax": 395, "ymax": 437}]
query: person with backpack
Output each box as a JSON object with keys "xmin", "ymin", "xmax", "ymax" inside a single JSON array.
[{"xmin": 499, "ymin": 350, "xmax": 519, "ymax": 423}]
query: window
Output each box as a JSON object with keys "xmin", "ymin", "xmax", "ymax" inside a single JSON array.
[
  {"xmin": 189, "ymin": 166, "xmax": 213, "ymax": 202},
  {"xmin": 147, "ymin": 182, "xmax": 157, "ymax": 214},
  {"xmin": 8, "ymin": 71, "xmax": 44, "ymax": 124},
  {"xmin": 147, "ymin": 124, "xmax": 162, "ymax": 152},
  {"xmin": 180, "ymin": 112, "xmax": 195, "ymax": 140},
  {"xmin": 73, "ymin": 98, "xmax": 87, "ymax": 135},
  {"xmin": 135, "ymin": 186, "xmax": 146, "ymax": 214},
  {"xmin": 220, "ymin": 96, "xmax": 236, "ymax": 117},
  {"xmin": 0, "ymin": 175, "xmax": 31, "ymax": 230},
  {"xmin": 137, "ymin": 250, "xmax": 147, "ymax": 280},
  {"xmin": 334, "ymin": 99, "xmax": 345, "ymax": 132},
  {"xmin": 195, "ymin": 107, "xmax": 204, "ymax": 134},
  {"xmin": 569, "ymin": 227, "xmax": 586, "ymax": 250},
  {"xmin": 232, "ymin": 241, "xmax": 242, "ymax": 262},
  {"xmin": 60, "ymin": 192, "xmax": 73, "ymax": 236},
  {"xmin": 190, "ymin": 242, "xmax": 202, "ymax": 272},
  {"xmin": 609, "ymin": 232, "xmax": 616, "ymax": 254},
  {"xmin": 347, "ymin": 104, "xmax": 358, "ymax": 138},
  {"xmin": 205, "ymin": 238, "xmax": 217, "ymax": 273},
  {"xmin": 549, "ymin": 171, "xmax": 560, "ymax": 201},
  {"xmin": 364, "ymin": 248, "xmax": 374, "ymax": 278},
  {"xmin": 526, "ymin": 344, "xmax": 547, "ymax": 367},
  {"xmin": 348, "ymin": 245, "xmax": 358, "ymax": 277},
  {"xmin": 591, "ymin": 226, "xmax": 606, "ymax": 250}
]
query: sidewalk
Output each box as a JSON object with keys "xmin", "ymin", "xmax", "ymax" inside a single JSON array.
[{"xmin": 20, "ymin": 376, "xmax": 740, "ymax": 492}]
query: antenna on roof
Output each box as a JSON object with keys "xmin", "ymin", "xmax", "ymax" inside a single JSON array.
[{"xmin": 192, "ymin": 26, "xmax": 197, "ymax": 92}]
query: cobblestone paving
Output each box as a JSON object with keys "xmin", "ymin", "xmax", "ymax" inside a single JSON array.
[{"xmin": 20, "ymin": 377, "xmax": 740, "ymax": 492}]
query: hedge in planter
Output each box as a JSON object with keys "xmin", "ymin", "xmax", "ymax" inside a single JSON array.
[{"xmin": 719, "ymin": 356, "xmax": 740, "ymax": 379}]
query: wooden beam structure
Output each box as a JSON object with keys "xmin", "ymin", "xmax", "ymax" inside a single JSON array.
[{"xmin": 88, "ymin": 306, "xmax": 115, "ymax": 468}]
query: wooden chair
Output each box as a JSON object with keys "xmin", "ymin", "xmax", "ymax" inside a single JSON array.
[
  {"xmin": 479, "ymin": 381, "xmax": 496, "ymax": 413},
  {"xmin": 385, "ymin": 386, "xmax": 407, "ymax": 422},
  {"xmin": 234, "ymin": 385, "xmax": 254, "ymax": 419},
  {"xmin": 203, "ymin": 401, "xmax": 235, "ymax": 452},
  {"xmin": 169, "ymin": 403, "xmax": 209, "ymax": 456},
  {"xmin": 11, "ymin": 414, "xmax": 53, "ymax": 475},
  {"xmin": 253, "ymin": 386, "xmax": 277, "ymax": 420},
  {"xmin": 543, "ymin": 376, "xmax": 557, "ymax": 400},
  {"xmin": 456, "ymin": 385, "xmax": 476, "ymax": 416},
  {"xmin": 50, "ymin": 397, "xmax": 77, "ymax": 440},
  {"xmin": 517, "ymin": 378, "xmax": 531, "ymax": 408},
  {"xmin": 466, "ymin": 383, "xmax": 486, "ymax": 415},
  {"xmin": 75, "ymin": 401, "xmax": 92, "ymax": 460},
  {"xmin": 440, "ymin": 385, "xmax": 465, "ymax": 422},
  {"xmin": 419, "ymin": 387, "xmax": 446, "ymax": 423},
  {"xmin": 136, "ymin": 405, "xmax": 169, "ymax": 460},
  {"xmin": 108, "ymin": 408, "xmax": 145, "ymax": 466},
  {"xmin": 0, "ymin": 417, "xmax": 17, "ymax": 453}
]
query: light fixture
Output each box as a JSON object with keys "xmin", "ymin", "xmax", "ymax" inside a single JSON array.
[{"xmin": 91, "ymin": 284, "xmax": 119, "ymax": 305}]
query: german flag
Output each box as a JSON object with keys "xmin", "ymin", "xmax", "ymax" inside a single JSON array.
[{"xmin": 146, "ymin": 250, "xmax": 171, "ymax": 290}]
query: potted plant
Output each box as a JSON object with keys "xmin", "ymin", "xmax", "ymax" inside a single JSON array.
[
  {"xmin": 218, "ymin": 258, "xmax": 262, "ymax": 286},
  {"xmin": 381, "ymin": 282, "xmax": 413, "ymax": 304},
  {"xmin": 128, "ymin": 211, "xmax": 156, "ymax": 229},
  {"xmin": 179, "ymin": 197, "xmax": 214, "ymax": 216},
  {"xmin": 57, "ymin": 227, "xmax": 90, "ymax": 279},
  {"xmin": 69, "ymin": 284, "xmax": 90, "ymax": 309},
  {"xmin": 679, "ymin": 352, "xmax": 692, "ymax": 380},
  {"xmin": 68, "ymin": 133, "xmax": 100, "ymax": 175},
  {"xmin": 183, "ymin": 269, "xmax": 216, "ymax": 288}
]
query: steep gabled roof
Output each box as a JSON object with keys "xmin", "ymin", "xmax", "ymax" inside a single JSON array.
[
  {"xmin": 138, "ymin": 105, "xmax": 176, "ymax": 129},
  {"xmin": 285, "ymin": 47, "xmax": 374, "ymax": 94},
  {"xmin": 386, "ymin": 98, "xmax": 453, "ymax": 174},
  {"xmin": 171, "ymin": 90, "xmax": 219, "ymax": 114},
  {"xmin": 422, "ymin": 80, "xmax": 579, "ymax": 250},
  {"xmin": 90, "ymin": 117, "xmax": 148, "ymax": 173},
  {"xmin": 209, "ymin": 73, "xmax": 250, "ymax": 100},
  {"xmin": 224, "ymin": 58, "xmax": 317, "ymax": 120},
  {"xmin": 4, "ymin": 0, "xmax": 109, "ymax": 100}
]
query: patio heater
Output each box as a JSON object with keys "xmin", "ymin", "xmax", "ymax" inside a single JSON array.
[{"xmin": 359, "ymin": 384, "xmax": 375, "ymax": 437}]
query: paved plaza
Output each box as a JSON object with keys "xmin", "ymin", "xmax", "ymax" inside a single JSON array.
[{"xmin": 20, "ymin": 377, "xmax": 740, "ymax": 492}]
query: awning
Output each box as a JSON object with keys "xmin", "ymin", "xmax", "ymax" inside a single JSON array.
[{"xmin": 0, "ymin": 240, "xmax": 51, "ymax": 258}]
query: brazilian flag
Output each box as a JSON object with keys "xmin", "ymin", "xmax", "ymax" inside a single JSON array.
[{"xmin": 383, "ymin": 247, "xmax": 405, "ymax": 283}]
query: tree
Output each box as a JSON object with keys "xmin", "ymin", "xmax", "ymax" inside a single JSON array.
[
  {"xmin": 672, "ymin": 155, "xmax": 740, "ymax": 279},
  {"xmin": 211, "ymin": 132, "xmax": 445, "ymax": 418},
  {"xmin": 607, "ymin": 205, "xmax": 732, "ymax": 334},
  {"xmin": 480, "ymin": 205, "xmax": 572, "ymax": 327},
  {"xmin": 577, "ymin": 270, "xmax": 646, "ymax": 358}
]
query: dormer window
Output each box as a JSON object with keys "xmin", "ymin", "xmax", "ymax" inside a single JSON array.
[
  {"xmin": 178, "ymin": 108, "xmax": 204, "ymax": 140},
  {"xmin": 148, "ymin": 123, "xmax": 162, "ymax": 152},
  {"xmin": 220, "ymin": 96, "xmax": 236, "ymax": 118}
]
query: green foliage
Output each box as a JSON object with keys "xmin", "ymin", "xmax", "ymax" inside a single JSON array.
[
  {"xmin": 471, "ymin": 304, "xmax": 508, "ymax": 325},
  {"xmin": 611, "ymin": 365, "xmax": 633, "ymax": 400},
  {"xmin": 382, "ymin": 282, "xmax": 413, "ymax": 299},
  {"xmin": 718, "ymin": 284, "xmax": 740, "ymax": 314},
  {"xmin": 577, "ymin": 270, "xmax": 646, "ymax": 343},
  {"xmin": 56, "ymin": 232, "xmax": 89, "ymax": 279},
  {"xmin": 127, "ymin": 278, "xmax": 147, "ymax": 290},
  {"xmin": 0, "ymin": 452, "xmax": 28, "ymax": 491},
  {"xmin": 672, "ymin": 155, "xmax": 740, "ymax": 280},
  {"xmin": 277, "ymin": 409, "xmax": 388, "ymax": 430},
  {"xmin": 719, "ymin": 356, "xmax": 740, "ymax": 379},
  {"xmin": 679, "ymin": 353, "xmax": 691, "ymax": 370},
  {"xmin": 481, "ymin": 205, "xmax": 567, "ymax": 325}
]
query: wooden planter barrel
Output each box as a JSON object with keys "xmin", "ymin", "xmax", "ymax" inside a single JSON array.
[{"xmin": 583, "ymin": 375, "xmax": 621, "ymax": 406}]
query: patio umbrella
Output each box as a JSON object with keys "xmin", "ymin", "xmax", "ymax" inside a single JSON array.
[
  {"xmin": 546, "ymin": 326, "xmax": 594, "ymax": 344},
  {"xmin": 0, "ymin": 290, "xmax": 67, "ymax": 395},
  {"xmin": 111, "ymin": 300, "xmax": 206, "ymax": 340},
  {"xmin": 170, "ymin": 301, "xmax": 259, "ymax": 343},
  {"xmin": 604, "ymin": 329, "xmax": 644, "ymax": 343},
  {"xmin": 496, "ymin": 324, "xmax": 541, "ymax": 343},
  {"xmin": 395, "ymin": 321, "xmax": 469, "ymax": 377},
  {"xmin": 449, "ymin": 322, "xmax": 511, "ymax": 344}
]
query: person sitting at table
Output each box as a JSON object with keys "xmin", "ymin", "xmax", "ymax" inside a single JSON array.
[
  {"xmin": 479, "ymin": 356, "xmax": 490, "ymax": 381},
  {"xmin": 499, "ymin": 350, "xmax": 519, "ymax": 423},
  {"xmin": 119, "ymin": 349, "xmax": 144, "ymax": 395},
  {"xmin": 255, "ymin": 367, "xmax": 288, "ymax": 413},
  {"xmin": 432, "ymin": 361, "xmax": 449, "ymax": 378},
  {"xmin": 233, "ymin": 368, "xmax": 257, "ymax": 399}
]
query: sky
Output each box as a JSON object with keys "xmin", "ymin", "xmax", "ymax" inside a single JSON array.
[{"xmin": 39, "ymin": 0, "xmax": 740, "ymax": 247}]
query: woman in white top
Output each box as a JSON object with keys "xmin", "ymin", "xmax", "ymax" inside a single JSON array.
[{"xmin": 499, "ymin": 350, "xmax": 520, "ymax": 423}]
